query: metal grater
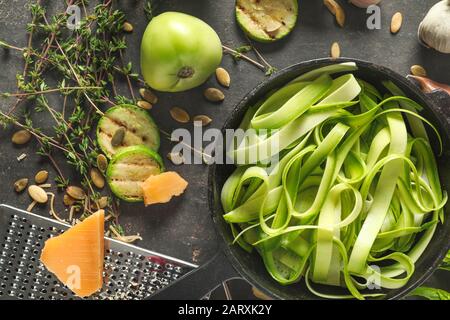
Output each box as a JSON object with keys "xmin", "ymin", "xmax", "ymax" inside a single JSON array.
[{"xmin": 0, "ymin": 204, "xmax": 197, "ymax": 300}]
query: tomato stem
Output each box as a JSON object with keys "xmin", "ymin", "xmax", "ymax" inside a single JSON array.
[{"xmin": 177, "ymin": 66, "xmax": 195, "ymax": 79}]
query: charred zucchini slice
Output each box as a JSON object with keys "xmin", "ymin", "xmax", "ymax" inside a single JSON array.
[
  {"xmin": 236, "ymin": 0, "xmax": 298, "ymax": 42},
  {"xmin": 107, "ymin": 145, "xmax": 164, "ymax": 202},
  {"xmin": 97, "ymin": 104, "xmax": 160, "ymax": 158}
]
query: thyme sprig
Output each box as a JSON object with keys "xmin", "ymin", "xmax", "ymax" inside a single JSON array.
[
  {"xmin": 0, "ymin": 0, "xmax": 142, "ymax": 236},
  {"xmin": 222, "ymin": 43, "xmax": 277, "ymax": 76}
]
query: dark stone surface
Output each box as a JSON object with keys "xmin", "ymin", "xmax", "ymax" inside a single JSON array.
[{"xmin": 0, "ymin": 0, "xmax": 449, "ymax": 297}]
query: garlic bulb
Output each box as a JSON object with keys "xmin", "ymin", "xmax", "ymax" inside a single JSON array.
[
  {"xmin": 418, "ymin": 0, "xmax": 450, "ymax": 54},
  {"xmin": 350, "ymin": 0, "xmax": 381, "ymax": 8}
]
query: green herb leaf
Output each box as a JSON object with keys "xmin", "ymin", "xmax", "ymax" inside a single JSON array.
[
  {"xmin": 0, "ymin": 1, "xmax": 138, "ymax": 230},
  {"xmin": 265, "ymin": 66, "xmax": 277, "ymax": 76},
  {"xmin": 440, "ymin": 250, "xmax": 450, "ymax": 271},
  {"xmin": 232, "ymin": 45, "xmax": 252, "ymax": 61},
  {"xmin": 409, "ymin": 287, "xmax": 450, "ymax": 300},
  {"xmin": 144, "ymin": 0, "xmax": 160, "ymax": 21}
]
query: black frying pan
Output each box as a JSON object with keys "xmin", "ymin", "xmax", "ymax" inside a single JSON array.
[{"xmin": 152, "ymin": 58, "xmax": 450, "ymax": 300}]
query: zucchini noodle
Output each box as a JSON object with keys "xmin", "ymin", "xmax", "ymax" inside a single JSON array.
[{"xmin": 220, "ymin": 63, "xmax": 447, "ymax": 299}]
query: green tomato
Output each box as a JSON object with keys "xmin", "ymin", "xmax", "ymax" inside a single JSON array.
[{"xmin": 141, "ymin": 12, "xmax": 223, "ymax": 93}]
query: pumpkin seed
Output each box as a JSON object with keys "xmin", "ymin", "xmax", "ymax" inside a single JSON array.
[
  {"xmin": 216, "ymin": 67, "xmax": 231, "ymax": 87},
  {"xmin": 28, "ymin": 185, "xmax": 48, "ymax": 204},
  {"xmin": 90, "ymin": 168, "xmax": 105, "ymax": 189},
  {"xmin": 91, "ymin": 196, "xmax": 109, "ymax": 210},
  {"xmin": 204, "ymin": 88, "xmax": 225, "ymax": 102},
  {"xmin": 123, "ymin": 22, "xmax": 134, "ymax": 33},
  {"xmin": 14, "ymin": 178, "xmax": 29, "ymax": 193},
  {"xmin": 66, "ymin": 186, "xmax": 86, "ymax": 200},
  {"xmin": 324, "ymin": 0, "xmax": 345, "ymax": 28},
  {"xmin": 252, "ymin": 287, "xmax": 272, "ymax": 300},
  {"xmin": 97, "ymin": 196, "xmax": 109, "ymax": 209},
  {"xmin": 63, "ymin": 194, "xmax": 76, "ymax": 206},
  {"xmin": 193, "ymin": 115, "xmax": 213, "ymax": 127},
  {"xmin": 111, "ymin": 127, "xmax": 126, "ymax": 148},
  {"xmin": 324, "ymin": 0, "xmax": 337, "ymax": 14},
  {"xmin": 266, "ymin": 20, "xmax": 282, "ymax": 34},
  {"xmin": 410, "ymin": 64, "xmax": 427, "ymax": 77},
  {"xmin": 391, "ymin": 12, "xmax": 402, "ymax": 34},
  {"xmin": 139, "ymin": 88, "xmax": 158, "ymax": 104},
  {"xmin": 170, "ymin": 107, "xmax": 190, "ymax": 123},
  {"xmin": 167, "ymin": 152, "xmax": 185, "ymax": 166},
  {"xmin": 35, "ymin": 170, "xmax": 49, "ymax": 184},
  {"xmin": 97, "ymin": 154, "xmax": 108, "ymax": 172},
  {"xmin": 335, "ymin": 5, "xmax": 345, "ymax": 28},
  {"xmin": 12, "ymin": 130, "xmax": 31, "ymax": 145},
  {"xmin": 331, "ymin": 42, "xmax": 340, "ymax": 59},
  {"xmin": 137, "ymin": 100, "xmax": 153, "ymax": 110}
]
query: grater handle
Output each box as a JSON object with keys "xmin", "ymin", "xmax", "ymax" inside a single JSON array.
[{"xmin": 149, "ymin": 250, "xmax": 240, "ymax": 300}]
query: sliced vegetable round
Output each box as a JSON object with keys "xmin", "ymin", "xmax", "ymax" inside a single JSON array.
[
  {"xmin": 97, "ymin": 104, "xmax": 160, "ymax": 158},
  {"xmin": 107, "ymin": 145, "xmax": 164, "ymax": 202},
  {"xmin": 236, "ymin": 0, "xmax": 298, "ymax": 43}
]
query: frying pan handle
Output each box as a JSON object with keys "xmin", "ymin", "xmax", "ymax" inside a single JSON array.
[
  {"xmin": 426, "ymin": 90, "xmax": 450, "ymax": 125},
  {"xmin": 406, "ymin": 75, "xmax": 450, "ymax": 124},
  {"xmin": 149, "ymin": 250, "xmax": 241, "ymax": 300},
  {"xmin": 406, "ymin": 75, "xmax": 450, "ymax": 96}
]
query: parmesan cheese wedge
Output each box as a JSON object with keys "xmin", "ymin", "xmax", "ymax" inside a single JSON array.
[
  {"xmin": 40, "ymin": 210, "xmax": 105, "ymax": 297},
  {"xmin": 142, "ymin": 172, "xmax": 189, "ymax": 206}
]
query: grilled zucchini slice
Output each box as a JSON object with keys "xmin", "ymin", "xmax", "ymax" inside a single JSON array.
[
  {"xmin": 107, "ymin": 145, "xmax": 164, "ymax": 202},
  {"xmin": 236, "ymin": 0, "xmax": 298, "ymax": 42},
  {"xmin": 97, "ymin": 104, "xmax": 160, "ymax": 158}
]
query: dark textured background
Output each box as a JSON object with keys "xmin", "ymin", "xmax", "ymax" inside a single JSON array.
[{"xmin": 0, "ymin": 0, "xmax": 449, "ymax": 298}]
